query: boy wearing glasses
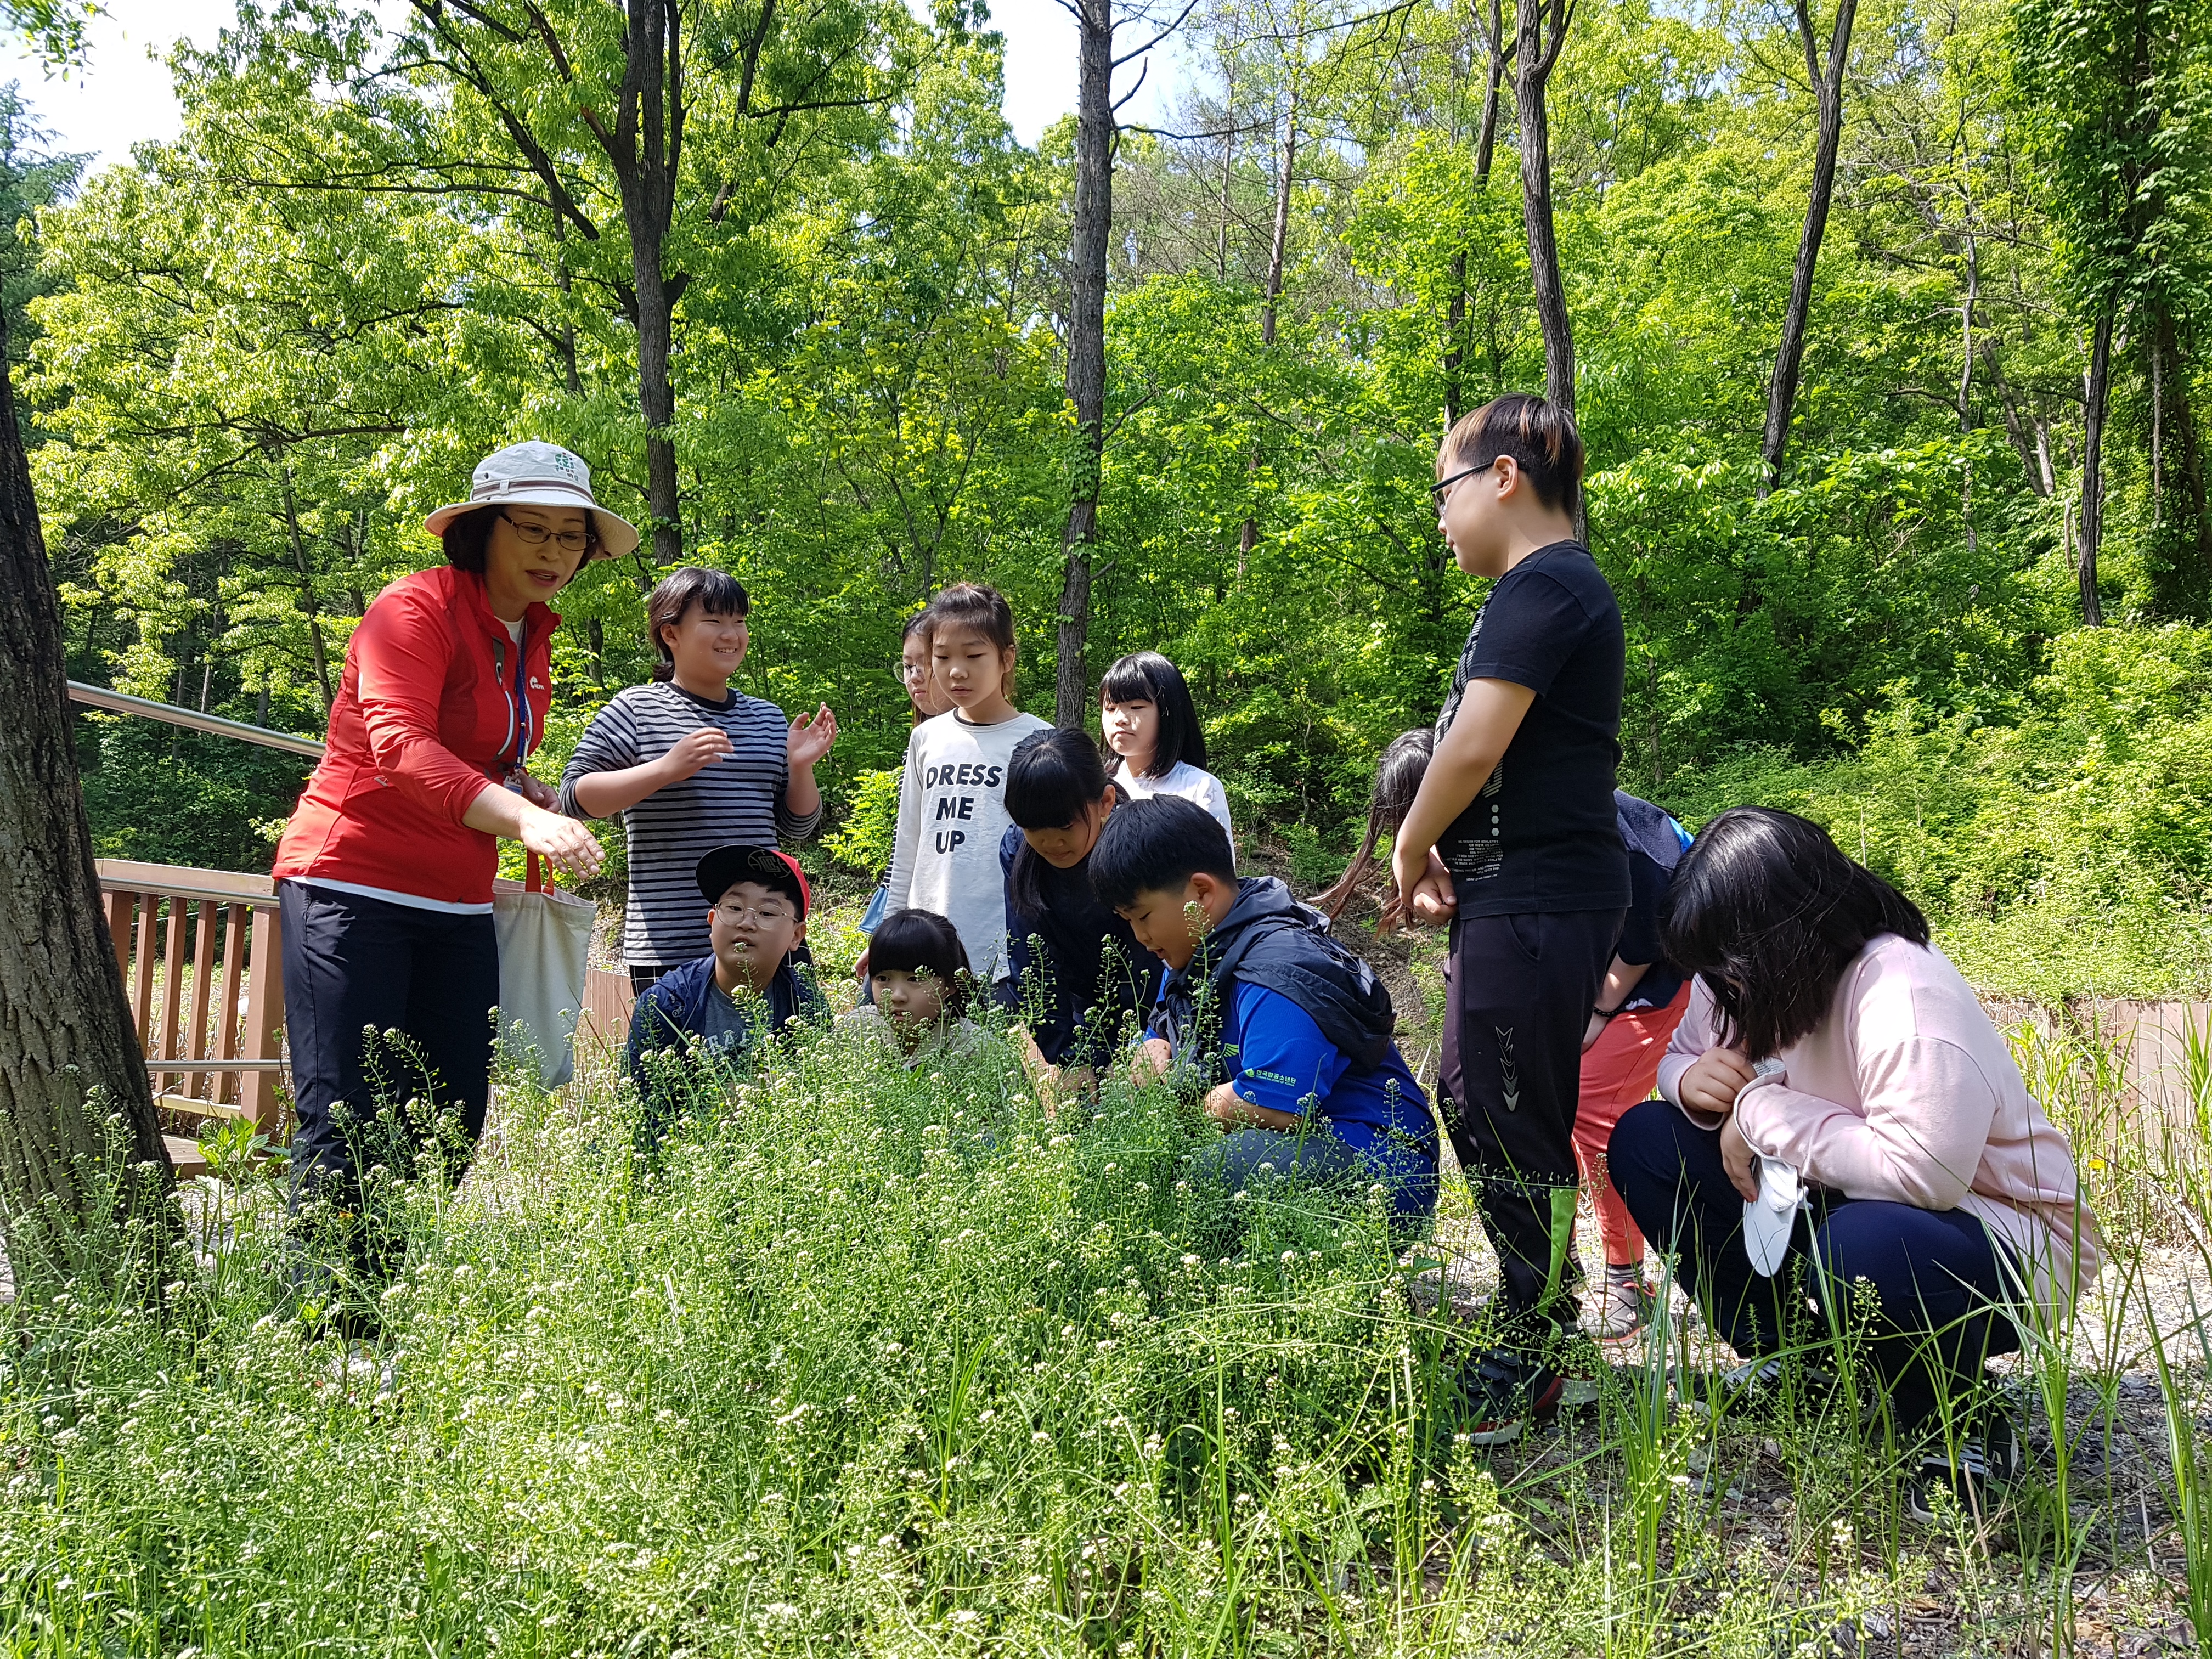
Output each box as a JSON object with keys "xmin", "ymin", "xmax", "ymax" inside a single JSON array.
[
  {"xmin": 1386, "ymin": 393, "xmax": 1628, "ymax": 1443},
  {"xmin": 624, "ymin": 845, "xmax": 828, "ymax": 1138}
]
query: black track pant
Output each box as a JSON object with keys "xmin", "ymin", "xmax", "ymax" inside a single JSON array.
[
  {"xmin": 1439, "ymin": 906, "xmax": 1622, "ymax": 1330},
  {"xmin": 279, "ymin": 879, "xmax": 499, "ymax": 1215}
]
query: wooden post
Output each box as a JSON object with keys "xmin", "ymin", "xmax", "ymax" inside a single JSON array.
[
  {"xmin": 187, "ymin": 901, "xmax": 218, "ymax": 1102},
  {"xmin": 218, "ymin": 905, "xmax": 249, "ymax": 1108},
  {"xmin": 240, "ymin": 904, "xmax": 286, "ymax": 1135}
]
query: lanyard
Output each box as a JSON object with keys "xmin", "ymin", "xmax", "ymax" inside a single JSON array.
[{"xmin": 498, "ymin": 625, "xmax": 534, "ymax": 783}]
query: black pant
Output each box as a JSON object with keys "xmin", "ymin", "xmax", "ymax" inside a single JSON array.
[
  {"xmin": 629, "ymin": 963, "xmax": 668, "ymax": 993},
  {"xmin": 1607, "ymin": 1098, "xmax": 2022, "ymax": 1430},
  {"xmin": 280, "ymin": 879, "xmax": 499, "ymax": 1211},
  {"xmin": 1440, "ymin": 906, "xmax": 1622, "ymax": 1329}
]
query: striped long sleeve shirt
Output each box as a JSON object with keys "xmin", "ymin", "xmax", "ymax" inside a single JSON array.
[{"xmin": 558, "ymin": 681, "xmax": 821, "ymax": 968}]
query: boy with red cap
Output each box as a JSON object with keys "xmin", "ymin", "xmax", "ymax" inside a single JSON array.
[{"xmin": 625, "ymin": 844, "xmax": 827, "ymax": 1136}]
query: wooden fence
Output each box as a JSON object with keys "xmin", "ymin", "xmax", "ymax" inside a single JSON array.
[
  {"xmin": 98, "ymin": 860, "xmax": 286, "ymax": 1174},
  {"xmin": 97, "ymin": 859, "xmax": 640, "ymax": 1174}
]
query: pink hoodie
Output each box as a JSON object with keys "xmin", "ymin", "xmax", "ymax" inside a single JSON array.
[{"xmin": 1656, "ymin": 934, "xmax": 2102, "ymax": 1307}]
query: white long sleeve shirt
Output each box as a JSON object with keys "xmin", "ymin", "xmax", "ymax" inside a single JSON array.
[{"xmin": 885, "ymin": 708, "xmax": 1051, "ymax": 981}]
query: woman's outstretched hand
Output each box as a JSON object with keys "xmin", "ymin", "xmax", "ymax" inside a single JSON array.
[{"xmin": 517, "ymin": 803, "xmax": 605, "ymax": 881}]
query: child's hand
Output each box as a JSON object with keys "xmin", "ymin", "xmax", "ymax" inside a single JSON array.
[
  {"xmin": 1678, "ymin": 1047, "xmax": 1754, "ymax": 1120},
  {"xmin": 661, "ymin": 726, "xmax": 733, "ymax": 782},
  {"xmin": 788, "ymin": 704, "xmax": 838, "ymax": 769},
  {"xmin": 1719, "ymin": 1111, "xmax": 1759, "ymax": 1202},
  {"xmin": 1132, "ymin": 1037, "xmax": 1173, "ymax": 1086}
]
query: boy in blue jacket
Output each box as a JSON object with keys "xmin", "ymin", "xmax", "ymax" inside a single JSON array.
[
  {"xmin": 625, "ymin": 844, "xmax": 827, "ymax": 1139},
  {"xmin": 1090, "ymin": 795, "xmax": 1438, "ymax": 1227}
]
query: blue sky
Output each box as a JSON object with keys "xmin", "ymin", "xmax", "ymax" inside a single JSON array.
[{"xmin": 0, "ymin": 0, "xmax": 1181, "ymax": 173}]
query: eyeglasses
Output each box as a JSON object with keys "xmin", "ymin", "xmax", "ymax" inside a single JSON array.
[
  {"xmin": 1430, "ymin": 456, "xmax": 1501, "ymax": 506},
  {"xmin": 500, "ymin": 511, "xmax": 594, "ymax": 554},
  {"xmin": 895, "ymin": 659, "xmax": 932, "ymax": 685},
  {"xmin": 715, "ymin": 900, "xmax": 795, "ymax": 926}
]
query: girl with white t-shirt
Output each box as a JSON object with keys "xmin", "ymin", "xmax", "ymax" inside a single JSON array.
[
  {"xmin": 876, "ymin": 583, "xmax": 1051, "ymax": 983},
  {"xmin": 1099, "ymin": 651, "xmax": 1233, "ymax": 841}
]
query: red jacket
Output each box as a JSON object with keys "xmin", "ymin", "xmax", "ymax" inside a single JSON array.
[{"xmin": 274, "ymin": 566, "xmax": 557, "ymax": 906}]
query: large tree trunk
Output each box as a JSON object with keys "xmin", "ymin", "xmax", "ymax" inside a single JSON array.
[
  {"xmin": 2079, "ymin": 308, "xmax": 2112, "ymax": 627},
  {"xmin": 1758, "ymin": 0, "xmax": 1857, "ymax": 498},
  {"xmin": 1056, "ymin": 0, "xmax": 1114, "ymax": 730},
  {"xmin": 1514, "ymin": 0, "xmax": 1579, "ymax": 531},
  {"xmin": 0, "ymin": 306, "xmax": 171, "ymax": 1279}
]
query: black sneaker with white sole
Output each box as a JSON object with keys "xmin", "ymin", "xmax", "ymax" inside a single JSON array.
[
  {"xmin": 1908, "ymin": 1409, "xmax": 2024, "ymax": 1525},
  {"xmin": 1672, "ymin": 1355, "xmax": 1843, "ymax": 1420},
  {"xmin": 1449, "ymin": 1346, "xmax": 1598, "ymax": 1445}
]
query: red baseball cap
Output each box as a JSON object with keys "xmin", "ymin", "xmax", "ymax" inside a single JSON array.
[{"xmin": 695, "ymin": 845, "xmax": 810, "ymax": 919}]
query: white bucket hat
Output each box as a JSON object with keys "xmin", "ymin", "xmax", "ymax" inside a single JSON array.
[{"xmin": 423, "ymin": 441, "xmax": 641, "ymax": 560}]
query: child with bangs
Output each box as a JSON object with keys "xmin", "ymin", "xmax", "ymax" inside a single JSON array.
[
  {"xmin": 871, "ymin": 583, "xmax": 1050, "ymax": 984},
  {"xmin": 1099, "ymin": 650, "xmax": 1233, "ymax": 840},
  {"xmin": 843, "ymin": 908, "xmax": 986, "ymax": 1066},
  {"xmin": 997, "ymin": 728, "xmax": 1161, "ymax": 1104}
]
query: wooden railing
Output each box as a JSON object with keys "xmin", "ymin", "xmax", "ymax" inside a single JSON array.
[{"xmin": 98, "ymin": 861, "xmax": 287, "ymax": 1172}]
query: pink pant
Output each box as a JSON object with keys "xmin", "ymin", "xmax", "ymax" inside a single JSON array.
[{"xmin": 1574, "ymin": 984, "xmax": 1692, "ymax": 1268}]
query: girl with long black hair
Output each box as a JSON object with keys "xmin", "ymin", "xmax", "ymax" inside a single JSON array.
[
  {"xmin": 1609, "ymin": 807, "xmax": 2101, "ymax": 1520},
  {"xmin": 997, "ymin": 728, "xmax": 1162, "ymax": 1101}
]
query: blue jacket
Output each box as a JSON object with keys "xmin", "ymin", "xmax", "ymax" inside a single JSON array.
[
  {"xmin": 624, "ymin": 952, "xmax": 827, "ymax": 1116},
  {"xmin": 1149, "ymin": 877, "xmax": 1398, "ymax": 1084},
  {"xmin": 997, "ymin": 823, "xmax": 1161, "ymax": 1069}
]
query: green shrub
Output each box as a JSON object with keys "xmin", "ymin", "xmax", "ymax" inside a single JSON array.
[
  {"xmin": 1664, "ymin": 624, "xmax": 2212, "ymax": 1000},
  {"xmin": 825, "ymin": 766, "xmax": 903, "ymax": 877}
]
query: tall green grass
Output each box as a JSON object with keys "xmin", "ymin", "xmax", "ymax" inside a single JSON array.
[{"xmin": 1, "ymin": 1000, "xmax": 2206, "ymax": 1654}]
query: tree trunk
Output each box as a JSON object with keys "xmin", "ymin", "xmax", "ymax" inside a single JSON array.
[
  {"xmin": 2079, "ymin": 308, "xmax": 2111, "ymax": 627},
  {"xmin": 279, "ymin": 465, "xmax": 335, "ymax": 713},
  {"xmin": 1242, "ymin": 86, "xmax": 1297, "ymax": 564},
  {"xmin": 605, "ymin": 0, "xmax": 685, "ymax": 568},
  {"xmin": 1959, "ymin": 229, "xmax": 1977, "ymax": 555},
  {"xmin": 1979, "ymin": 338, "xmax": 2051, "ymax": 498},
  {"xmin": 1056, "ymin": 0, "xmax": 1114, "ymax": 730},
  {"xmin": 2148, "ymin": 304, "xmax": 2212, "ymax": 619},
  {"xmin": 1216, "ymin": 58, "xmax": 1237, "ymax": 280},
  {"xmin": 1758, "ymin": 0, "xmax": 1857, "ymax": 498},
  {"xmin": 1514, "ymin": 0, "xmax": 1579, "ymax": 532},
  {"xmin": 1475, "ymin": 0, "xmax": 1513, "ymax": 187},
  {"xmin": 1453, "ymin": 0, "xmax": 1513, "ymax": 427},
  {"xmin": 1444, "ymin": 255, "xmax": 1465, "ymax": 426},
  {"xmin": 0, "ymin": 306, "xmax": 172, "ymax": 1282}
]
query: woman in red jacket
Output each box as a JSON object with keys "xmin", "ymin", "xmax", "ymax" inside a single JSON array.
[{"xmin": 273, "ymin": 442, "xmax": 623, "ymax": 1318}]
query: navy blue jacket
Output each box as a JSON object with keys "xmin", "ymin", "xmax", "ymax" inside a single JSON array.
[
  {"xmin": 998, "ymin": 823, "xmax": 1162, "ymax": 1069},
  {"xmin": 624, "ymin": 952, "xmax": 827, "ymax": 1114},
  {"xmin": 1149, "ymin": 877, "xmax": 1397, "ymax": 1085}
]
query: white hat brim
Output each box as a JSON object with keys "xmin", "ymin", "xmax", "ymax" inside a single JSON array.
[{"xmin": 424, "ymin": 487, "xmax": 641, "ymax": 561}]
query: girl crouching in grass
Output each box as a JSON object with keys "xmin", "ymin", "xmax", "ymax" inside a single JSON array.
[
  {"xmin": 999, "ymin": 727, "xmax": 1161, "ymax": 1109},
  {"xmin": 1608, "ymin": 806, "xmax": 2102, "ymax": 1522},
  {"xmin": 843, "ymin": 908, "xmax": 985, "ymax": 1067}
]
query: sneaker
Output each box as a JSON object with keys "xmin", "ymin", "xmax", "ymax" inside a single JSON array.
[
  {"xmin": 1587, "ymin": 1269, "xmax": 1657, "ymax": 1339},
  {"xmin": 1451, "ymin": 1348, "xmax": 1573, "ymax": 1446},
  {"xmin": 1673, "ymin": 1355, "xmax": 1841, "ymax": 1420},
  {"xmin": 1908, "ymin": 1409, "xmax": 2023, "ymax": 1525}
]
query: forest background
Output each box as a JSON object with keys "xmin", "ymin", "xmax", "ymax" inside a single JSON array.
[{"xmin": 18, "ymin": 0, "xmax": 2212, "ymax": 1004}]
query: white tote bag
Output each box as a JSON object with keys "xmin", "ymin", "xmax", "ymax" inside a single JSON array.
[{"xmin": 492, "ymin": 854, "xmax": 596, "ymax": 1087}]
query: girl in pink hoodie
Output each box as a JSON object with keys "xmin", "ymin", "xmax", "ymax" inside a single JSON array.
[{"xmin": 1607, "ymin": 808, "xmax": 2100, "ymax": 1519}]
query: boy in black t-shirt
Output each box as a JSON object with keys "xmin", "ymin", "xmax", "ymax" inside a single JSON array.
[{"xmin": 1387, "ymin": 392, "xmax": 1628, "ymax": 1443}]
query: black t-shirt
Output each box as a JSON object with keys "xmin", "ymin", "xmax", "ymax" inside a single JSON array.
[{"xmin": 1432, "ymin": 541, "xmax": 1629, "ymax": 917}]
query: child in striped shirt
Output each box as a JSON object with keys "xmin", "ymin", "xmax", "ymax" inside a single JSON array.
[{"xmin": 560, "ymin": 568, "xmax": 838, "ymax": 988}]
